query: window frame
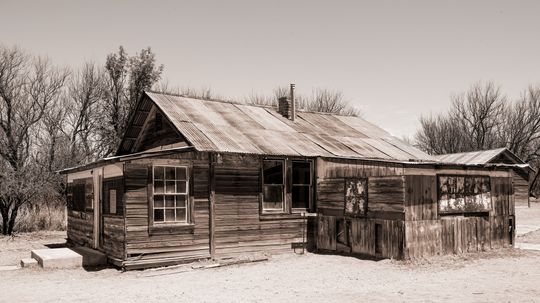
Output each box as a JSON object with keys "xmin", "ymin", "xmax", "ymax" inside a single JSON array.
[
  {"xmin": 261, "ymin": 159, "xmax": 286, "ymax": 213},
  {"xmin": 151, "ymin": 165, "xmax": 190, "ymax": 225},
  {"xmin": 437, "ymin": 174, "xmax": 492, "ymax": 216},
  {"xmin": 260, "ymin": 158, "xmax": 314, "ymax": 216},
  {"xmin": 291, "ymin": 160, "xmax": 313, "ymax": 212}
]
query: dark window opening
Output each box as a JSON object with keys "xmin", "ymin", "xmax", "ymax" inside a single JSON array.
[
  {"xmin": 262, "ymin": 160, "xmax": 284, "ymax": 211},
  {"xmin": 292, "ymin": 161, "xmax": 312, "ymax": 209},
  {"xmin": 69, "ymin": 179, "xmax": 90, "ymax": 212},
  {"xmin": 375, "ymin": 223, "xmax": 382, "ymax": 254}
]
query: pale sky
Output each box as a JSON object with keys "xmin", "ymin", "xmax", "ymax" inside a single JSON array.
[{"xmin": 1, "ymin": 0, "xmax": 539, "ymax": 137}]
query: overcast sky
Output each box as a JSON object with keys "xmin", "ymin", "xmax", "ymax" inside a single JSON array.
[{"xmin": 1, "ymin": 0, "xmax": 540, "ymax": 137}]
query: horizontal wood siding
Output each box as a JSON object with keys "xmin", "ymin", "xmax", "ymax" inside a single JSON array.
[
  {"xmin": 122, "ymin": 152, "xmax": 211, "ymax": 269},
  {"xmin": 67, "ymin": 210, "xmax": 94, "ymax": 246},
  {"xmin": 214, "ymin": 154, "xmax": 305, "ymax": 258},
  {"xmin": 315, "ymin": 158, "xmax": 406, "ymax": 259},
  {"xmin": 101, "ymin": 216, "xmax": 125, "ymax": 259}
]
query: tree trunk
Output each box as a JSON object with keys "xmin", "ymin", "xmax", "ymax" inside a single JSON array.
[
  {"xmin": 1, "ymin": 207, "xmax": 9, "ymax": 235},
  {"xmin": 7, "ymin": 205, "xmax": 19, "ymax": 235}
]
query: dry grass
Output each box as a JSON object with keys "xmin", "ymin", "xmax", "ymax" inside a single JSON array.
[{"xmin": 13, "ymin": 205, "xmax": 66, "ymax": 232}]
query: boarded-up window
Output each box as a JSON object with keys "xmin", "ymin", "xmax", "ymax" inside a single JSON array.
[
  {"xmin": 438, "ymin": 175, "xmax": 491, "ymax": 213},
  {"xmin": 153, "ymin": 166, "xmax": 189, "ymax": 223},
  {"xmin": 344, "ymin": 178, "xmax": 367, "ymax": 216},
  {"xmin": 103, "ymin": 178, "xmax": 124, "ymax": 215},
  {"xmin": 262, "ymin": 160, "xmax": 284, "ymax": 211},
  {"xmin": 292, "ymin": 161, "xmax": 312, "ymax": 209}
]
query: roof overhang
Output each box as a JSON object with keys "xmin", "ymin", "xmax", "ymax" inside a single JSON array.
[{"xmin": 58, "ymin": 146, "xmax": 195, "ymax": 175}]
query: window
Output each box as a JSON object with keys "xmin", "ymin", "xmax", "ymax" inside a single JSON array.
[
  {"xmin": 262, "ymin": 160, "xmax": 285, "ymax": 211},
  {"xmin": 68, "ymin": 179, "xmax": 90, "ymax": 212},
  {"xmin": 438, "ymin": 175, "xmax": 491, "ymax": 214},
  {"xmin": 153, "ymin": 166, "xmax": 189, "ymax": 223},
  {"xmin": 103, "ymin": 178, "xmax": 123, "ymax": 215},
  {"xmin": 344, "ymin": 178, "xmax": 368, "ymax": 216},
  {"xmin": 292, "ymin": 161, "xmax": 312, "ymax": 209}
]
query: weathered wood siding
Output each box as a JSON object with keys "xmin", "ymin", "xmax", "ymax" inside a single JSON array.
[
  {"xmin": 67, "ymin": 210, "xmax": 94, "ymax": 246},
  {"xmin": 316, "ymin": 158, "xmax": 406, "ymax": 259},
  {"xmin": 101, "ymin": 216, "xmax": 125, "ymax": 259},
  {"xmin": 213, "ymin": 153, "xmax": 305, "ymax": 257},
  {"xmin": 133, "ymin": 106, "xmax": 186, "ymax": 153},
  {"xmin": 512, "ymin": 170, "xmax": 530, "ymax": 205},
  {"xmin": 403, "ymin": 173, "xmax": 515, "ymax": 259},
  {"xmin": 122, "ymin": 152, "xmax": 210, "ymax": 269},
  {"xmin": 67, "ymin": 176, "xmax": 94, "ymax": 247}
]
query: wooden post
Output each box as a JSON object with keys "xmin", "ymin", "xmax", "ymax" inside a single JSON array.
[{"xmin": 209, "ymin": 153, "xmax": 216, "ymax": 259}]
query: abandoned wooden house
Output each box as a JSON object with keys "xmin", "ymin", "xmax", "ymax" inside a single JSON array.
[{"xmin": 60, "ymin": 90, "xmax": 530, "ymax": 269}]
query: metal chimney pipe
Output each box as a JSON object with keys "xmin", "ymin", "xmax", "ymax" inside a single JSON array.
[{"xmin": 290, "ymin": 83, "xmax": 295, "ymax": 121}]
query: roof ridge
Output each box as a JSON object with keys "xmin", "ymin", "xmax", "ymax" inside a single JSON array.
[{"xmin": 145, "ymin": 90, "xmax": 358, "ymax": 117}]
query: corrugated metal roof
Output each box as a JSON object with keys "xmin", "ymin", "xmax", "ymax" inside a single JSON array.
[
  {"xmin": 434, "ymin": 148, "xmax": 510, "ymax": 165},
  {"xmin": 145, "ymin": 92, "xmax": 435, "ymax": 161}
]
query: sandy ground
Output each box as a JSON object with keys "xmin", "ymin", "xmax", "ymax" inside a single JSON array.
[{"xmin": 1, "ymin": 201, "xmax": 540, "ymax": 303}]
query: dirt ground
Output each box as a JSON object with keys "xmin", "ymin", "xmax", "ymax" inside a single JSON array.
[{"xmin": 1, "ymin": 201, "xmax": 540, "ymax": 303}]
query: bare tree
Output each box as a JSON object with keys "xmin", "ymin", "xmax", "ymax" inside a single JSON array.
[
  {"xmin": 246, "ymin": 86, "xmax": 359, "ymax": 116},
  {"xmin": 65, "ymin": 62, "xmax": 106, "ymax": 162},
  {"xmin": 415, "ymin": 81, "xmax": 540, "ymax": 196},
  {"xmin": 0, "ymin": 45, "xmax": 69, "ymax": 235}
]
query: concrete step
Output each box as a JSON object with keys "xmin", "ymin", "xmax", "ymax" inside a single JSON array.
[
  {"xmin": 31, "ymin": 248, "xmax": 83, "ymax": 269},
  {"xmin": 20, "ymin": 258, "xmax": 38, "ymax": 269},
  {"xmin": 71, "ymin": 247, "xmax": 107, "ymax": 267}
]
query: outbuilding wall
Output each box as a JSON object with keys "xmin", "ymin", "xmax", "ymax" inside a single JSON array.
[
  {"xmin": 403, "ymin": 166, "xmax": 515, "ymax": 259},
  {"xmin": 315, "ymin": 158, "xmax": 406, "ymax": 259}
]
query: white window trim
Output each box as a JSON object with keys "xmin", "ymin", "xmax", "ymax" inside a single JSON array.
[{"xmin": 152, "ymin": 165, "xmax": 190, "ymax": 224}]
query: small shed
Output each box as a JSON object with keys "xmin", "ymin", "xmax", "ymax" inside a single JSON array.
[
  {"xmin": 436, "ymin": 148, "xmax": 534, "ymax": 206},
  {"xmin": 60, "ymin": 91, "xmax": 526, "ymax": 269}
]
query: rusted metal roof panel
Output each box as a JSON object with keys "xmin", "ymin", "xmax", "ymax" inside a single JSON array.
[
  {"xmin": 145, "ymin": 92, "xmax": 435, "ymax": 161},
  {"xmin": 435, "ymin": 148, "xmax": 508, "ymax": 164}
]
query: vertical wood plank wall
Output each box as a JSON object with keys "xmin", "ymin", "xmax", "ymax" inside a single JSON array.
[
  {"xmin": 403, "ymin": 172, "xmax": 515, "ymax": 259},
  {"xmin": 316, "ymin": 158, "xmax": 406, "ymax": 259}
]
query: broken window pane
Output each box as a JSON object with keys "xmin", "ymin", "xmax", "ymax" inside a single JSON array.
[
  {"xmin": 345, "ymin": 179, "xmax": 367, "ymax": 216},
  {"xmin": 438, "ymin": 175, "xmax": 491, "ymax": 214},
  {"xmin": 154, "ymin": 209, "xmax": 164, "ymax": 222}
]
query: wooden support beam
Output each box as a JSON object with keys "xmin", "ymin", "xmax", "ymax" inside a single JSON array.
[{"xmin": 209, "ymin": 153, "xmax": 216, "ymax": 259}]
